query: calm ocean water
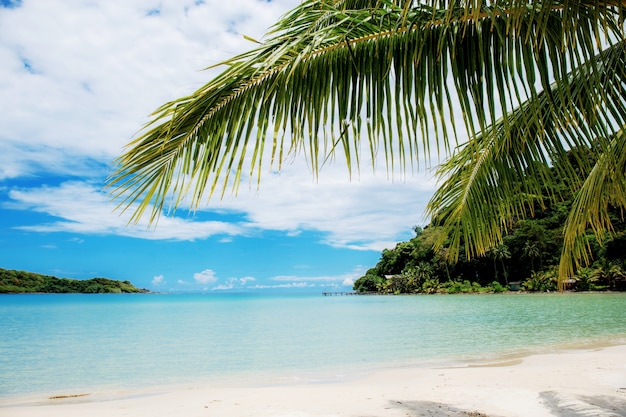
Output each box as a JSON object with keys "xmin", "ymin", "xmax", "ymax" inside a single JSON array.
[{"xmin": 1, "ymin": 292, "xmax": 625, "ymax": 398}]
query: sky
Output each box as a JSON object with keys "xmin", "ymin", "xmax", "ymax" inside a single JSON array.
[{"xmin": 0, "ymin": 0, "xmax": 439, "ymax": 293}]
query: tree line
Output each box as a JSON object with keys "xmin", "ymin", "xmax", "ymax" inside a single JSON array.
[
  {"xmin": 0, "ymin": 268, "xmax": 149, "ymax": 294},
  {"xmin": 354, "ymin": 148, "xmax": 626, "ymax": 294}
]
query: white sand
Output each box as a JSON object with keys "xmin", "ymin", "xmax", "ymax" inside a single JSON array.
[{"xmin": 2, "ymin": 345, "xmax": 625, "ymax": 417}]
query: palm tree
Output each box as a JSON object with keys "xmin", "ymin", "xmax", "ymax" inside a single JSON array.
[
  {"xmin": 489, "ymin": 244, "xmax": 511, "ymax": 284},
  {"xmin": 523, "ymin": 241, "xmax": 541, "ymax": 272},
  {"xmin": 107, "ymin": 0, "xmax": 626, "ymax": 288},
  {"xmin": 592, "ymin": 259, "xmax": 626, "ymax": 289},
  {"xmin": 404, "ymin": 261, "xmax": 434, "ymax": 291}
]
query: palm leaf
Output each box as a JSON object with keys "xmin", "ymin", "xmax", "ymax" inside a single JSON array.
[
  {"xmin": 426, "ymin": 39, "xmax": 626, "ymax": 265},
  {"xmin": 108, "ymin": 1, "xmax": 624, "ymax": 222},
  {"xmin": 559, "ymin": 129, "xmax": 626, "ymax": 283},
  {"xmin": 107, "ymin": 0, "xmax": 626, "ymax": 283}
]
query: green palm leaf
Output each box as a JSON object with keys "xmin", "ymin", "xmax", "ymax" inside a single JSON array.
[
  {"xmin": 107, "ymin": 0, "xmax": 626, "ymax": 284},
  {"xmin": 559, "ymin": 129, "xmax": 626, "ymax": 279},
  {"xmin": 426, "ymin": 39, "xmax": 626, "ymax": 262}
]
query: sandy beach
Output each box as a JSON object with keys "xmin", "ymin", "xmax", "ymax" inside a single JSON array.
[{"xmin": 2, "ymin": 344, "xmax": 625, "ymax": 417}]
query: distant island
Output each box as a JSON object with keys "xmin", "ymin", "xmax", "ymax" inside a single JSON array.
[{"xmin": 0, "ymin": 268, "xmax": 150, "ymax": 294}]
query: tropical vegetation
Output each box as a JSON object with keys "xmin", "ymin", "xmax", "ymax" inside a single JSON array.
[
  {"xmin": 353, "ymin": 219, "xmax": 626, "ymax": 294},
  {"xmin": 107, "ymin": 1, "xmax": 626, "ymax": 288},
  {"xmin": 354, "ymin": 148, "xmax": 626, "ymax": 294},
  {"xmin": 0, "ymin": 268, "xmax": 149, "ymax": 294}
]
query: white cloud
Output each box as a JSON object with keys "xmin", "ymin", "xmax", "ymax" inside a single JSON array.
[
  {"xmin": 0, "ymin": 0, "xmax": 300, "ymax": 178},
  {"xmin": 6, "ymin": 181, "xmax": 245, "ymax": 240},
  {"xmin": 239, "ymin": 276, "xmax": 256, "ymax": 285},
  {"xmin": 271, "ymin": 267, "xmax": 365, "ymax": 288},
  {"xmin": 152, "ymin": 274, "xmax": 165, "ymax": 286},
  {"xmin": 0, "ymin": 142, "xmax": 106, "ymax": 181},
  {"xmin": 212, "ymin": 276, "xmax": 256, "ymax": 290},
  {"xmin": 4, "ymin": 163, "xmax": 432, "ymax": 248},
  {"xmin": 193, "ymin": 269, "xmax": 218, "ymax": 284},
  {"xmin": 211, "ymin": 284, "xmax": 233, "ymax": 291},
  {"xmin": 195, "ymin": 156, "xmax": 437, "ymax": 250}
]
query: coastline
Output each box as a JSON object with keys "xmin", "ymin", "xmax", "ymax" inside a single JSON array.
[{"xmin": 2, "ymin": 343, "xmax": 625, "ymax": 417}]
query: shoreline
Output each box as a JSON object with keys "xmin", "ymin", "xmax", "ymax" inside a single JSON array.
[{"xmin": 2, "ymin": 343, "xmax": 625, "ymax": 417}]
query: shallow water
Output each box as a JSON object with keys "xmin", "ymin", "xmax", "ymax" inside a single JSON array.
[{"xmin": 1, "ymin": 292, "xmax": 625, "ymax": 397}]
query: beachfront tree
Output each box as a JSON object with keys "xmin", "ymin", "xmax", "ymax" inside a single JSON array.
[
  {"xmin": 591, "ymin": 258, "xmax": 626, "ymax": 289},
  {"xmin": 107, "ymin": 0, "xmax": 626, "ymax": 289},
  {"xmin": 403, "ymin": 261, "xmax": 434, "ymax": 291},
  {"xmin": 523, "ymin": 241, "xmax": 541, "ymax": 272},
  {"xmin": 489, "ymin": 244, "xmax": 511, "ymax": 284}
]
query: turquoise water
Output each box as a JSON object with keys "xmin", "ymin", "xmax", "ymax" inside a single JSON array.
[{"xmin": 1, "ymin": 292, "xmax": 625, "ymax": 398}]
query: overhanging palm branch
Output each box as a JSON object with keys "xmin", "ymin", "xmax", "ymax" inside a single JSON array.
[
  {"xmin": 107, "ymin": 0, "xmax": 626, "ymax": 283},
  {"xmin": 559, "ymin": 129, "xmax": 626, "ymax": 279},
  {"xmin": 426, "ymin": 39, "xmax": 626, "ymax": 261}
]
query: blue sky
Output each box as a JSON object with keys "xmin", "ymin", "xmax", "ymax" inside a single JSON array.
[{"xmin": 0, "ymin": 0, "xmax": 437, "ymax": 292}]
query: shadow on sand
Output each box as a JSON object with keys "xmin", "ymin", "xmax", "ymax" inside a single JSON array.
[
  {"xmin": 391, "ymin": 391, "xmax": 626, "ymax": 417},
  {"xmin": 390, "ymin": 400, "xmax": 491, "ymax": 416}
]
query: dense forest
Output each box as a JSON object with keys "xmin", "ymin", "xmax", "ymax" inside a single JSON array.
[
  {"xmin": 354, "ymin": 148, "xmax": 626, "ymax": 294},
  {"xmin": 0, "ymin": 268, "xmax": 149, "ymax": 294}
]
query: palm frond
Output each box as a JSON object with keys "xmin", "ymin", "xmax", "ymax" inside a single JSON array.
[
  {"xmin": 107, "ymin": 0, "xmax": 625, "ymax": 225},
  {"xmin": 426, "ymin": 39, "xmax": 626, "ymax": 266},
  {"xmin": 559, "ymin": 128, "xmax": 626, "ymax": 283}
]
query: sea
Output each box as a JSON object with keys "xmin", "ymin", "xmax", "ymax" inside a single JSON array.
[{"xmin": 1, "ymin": 292, "xmax": 625, "ymax": 399}]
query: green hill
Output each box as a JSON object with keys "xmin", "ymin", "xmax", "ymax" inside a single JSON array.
[{"xmin": 0, "ymin": 268, "xmax": 149, "ymax": 294}]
